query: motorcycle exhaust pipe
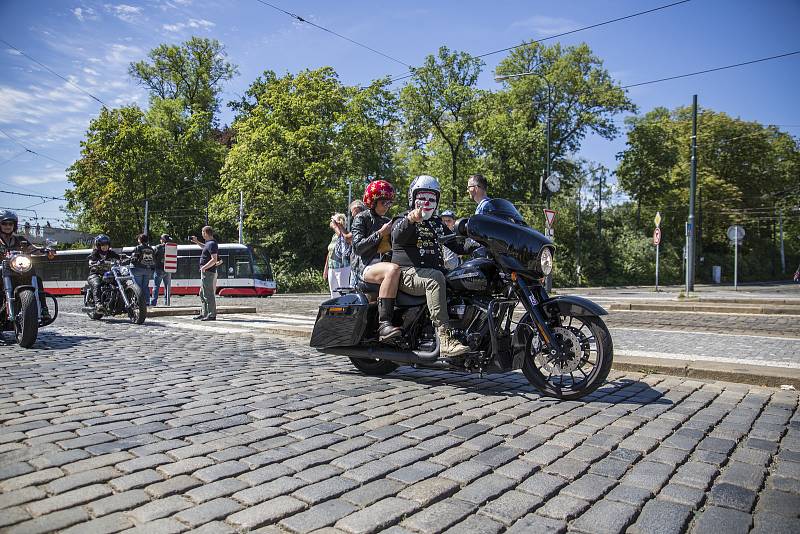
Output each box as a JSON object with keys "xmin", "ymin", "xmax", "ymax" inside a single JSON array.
[{"xmin": 320, "ymin": 338, "xmax": 440, "ymax": 364}]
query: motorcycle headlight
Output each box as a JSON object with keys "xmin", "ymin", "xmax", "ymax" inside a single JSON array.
[
  {"xmin": 540, "ymin": 248, "xmax": 553, "ymax": 276},
  {"xmin": 103, "ymin": 272, "xmax": 114, "ymax": 282},
  {"xmin": 10, "ymin": 255, "xmax": 32, "ymax": 273},
  {"xmin": 119, "ymin": 267, "xmax": 130, "ymax": 276}
]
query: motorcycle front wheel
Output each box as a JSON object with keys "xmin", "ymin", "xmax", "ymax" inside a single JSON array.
[
  {"xmin": 349, "ymin": 357, "xmax": 399, "ymax": 376},
  {"xmin": 125, "ymin": 285, "xmax": 147, "ymax": 325},
  {"xmin": 520, "ymin": 314, "xmax": 613, "ymax": 400},
  {"xmin": 16, "ymin": 289, "xmax": 39, "ymax": 348}
]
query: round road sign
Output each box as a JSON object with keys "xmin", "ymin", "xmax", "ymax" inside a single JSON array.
[
  {"xmin": 727, "ymin": 225, "xmax": 745, "ymax": 242},
  {"xmin": 653, "ymin": 227, "xmax": 662, "ymax": 246}
]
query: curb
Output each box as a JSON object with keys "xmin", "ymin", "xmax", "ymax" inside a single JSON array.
[
  {"xmin": 610, "ymin": 302, "xmax": 800, "ymax": 316},
  {"xmin": 240, "ymin": 323, "xmax": 799, "ymax": 389},
  {"xmin": 147, "ymin": 306, "xmax": 257, "ymax": 317},
  {"xmin": 613, "ymin": 353, "xmax": 800, "ymax": 390}
]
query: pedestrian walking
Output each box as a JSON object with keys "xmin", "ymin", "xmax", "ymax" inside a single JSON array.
[
  {"xmin": 151, "ymin": 234, "xmax": 173, "ymax": 306},
  {"xmin": 130, "ymin": 233, "xmax": 156, "ymax": 305},
  {"xmin": 190, "ymin": 226, "xmax": 218, "ymax": 321},
  {"xmin": 324, "ymin": 213, "xmax": 351, "ymax": 297}
]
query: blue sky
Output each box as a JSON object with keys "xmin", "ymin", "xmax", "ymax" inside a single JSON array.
[{"xmin": 0, "ymin": 0, "xmax": 798, "ymax": 226}]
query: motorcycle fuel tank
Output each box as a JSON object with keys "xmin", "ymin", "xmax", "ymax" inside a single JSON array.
[{"xmin": 446, "ymin": 258, "xmax": 499, "ymax": 295}]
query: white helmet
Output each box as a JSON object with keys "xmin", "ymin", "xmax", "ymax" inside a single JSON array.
[{"xmin": 407, "ymin": 175, "xmax": 441, "ymax": 209}]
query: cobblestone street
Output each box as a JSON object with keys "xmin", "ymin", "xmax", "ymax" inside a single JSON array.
[{"xmin": 1, "ymin": 312, "xmax": 799, "ymax": 533}]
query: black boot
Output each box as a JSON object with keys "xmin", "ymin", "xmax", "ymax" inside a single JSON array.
[{"xmin": 377, "ymin": 298, "xmax": 402, "ymax": 342}]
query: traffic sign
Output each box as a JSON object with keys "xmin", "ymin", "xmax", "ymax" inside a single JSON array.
[
  {"xmin": 653, "ymin": 227, "xmax": 662, "ymax": 246},
  {"xmin": 543, "ymin": 209, "xmax": 557, "ymax": 228},
  {"xmin": 654, "ymin": 211, "xmax": 662, "ymax": 228},
  {"xmin": 164, "ymin": 242, "xmax": 178, "ymax": 273},
  {"xmin": 727, "ymin": 225, "xmax": 745, "ymax": 243}
]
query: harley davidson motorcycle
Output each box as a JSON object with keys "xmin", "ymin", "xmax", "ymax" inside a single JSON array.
[
  {"xmin": 1, "ymin": 249, "xmax": 58, "ymax": 348},
  {"xmin": 81, "ymin": 256, "xmax": 147, "ymax": 324},
  {"xmin": 311, "ymin": 199, "xmax": 613, "ymax": 400}
]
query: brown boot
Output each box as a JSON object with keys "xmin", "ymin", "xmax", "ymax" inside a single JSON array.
[{"xmin": 438, "ymin": 326, "xmax": 469, "ymax": 357}]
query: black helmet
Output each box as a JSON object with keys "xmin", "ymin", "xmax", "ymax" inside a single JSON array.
[
  {"xmin": 0, "ymin": 210, "xmax": 18, "ymax": 232},
  {"xmin": 160, "ymin": 233, "xmax": 172, "ymax": 242},
  {"xmin": 94, "ymin": 234, "xmax": 111, "ymax": 249}
]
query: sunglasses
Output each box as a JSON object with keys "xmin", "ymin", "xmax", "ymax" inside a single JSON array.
[{"xmin": 0, "ymin": 221, "xmax": 14, "ymax": 226}]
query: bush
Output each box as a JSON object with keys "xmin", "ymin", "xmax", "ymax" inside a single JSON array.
[{"xmin": 275, "ymin": 267, "xmax": 327, "ymax": 294}]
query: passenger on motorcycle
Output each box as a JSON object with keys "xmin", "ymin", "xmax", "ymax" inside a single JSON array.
[
  {"xmin": 351, "ymin": 180, "xmax": 403, "ymax": 342},
  {"xmin": 87, "ymin": 234, "xmax": 121, "ymax": 311},
  {"xmin": 0, "ymin": 210, "xmax": 54, "ymax": 320},
  {"xmin": 391, "ymin": 176, "xmax": 470, "ymax": 358}
]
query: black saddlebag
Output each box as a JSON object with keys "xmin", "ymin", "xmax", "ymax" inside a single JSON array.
[{"xmin": 310, "ymin": 292, "xmax": 369, "ymax": 348}]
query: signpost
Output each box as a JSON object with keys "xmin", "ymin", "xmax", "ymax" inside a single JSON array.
[
  {"xmin": 163, "ymin": 241, "xmax": 178, "ymax": 306},
  {"xmin": 654, "ymin": 212, "xmax": 662, "ymax": 291},
  {"xmin": 727, "ymin": 225, "xmax": 745, "ymax": 291}
]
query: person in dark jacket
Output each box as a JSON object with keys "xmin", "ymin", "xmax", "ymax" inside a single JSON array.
[
  {"xmin": 87, "ymin": 234, "xmax": 121, "ymax": 311},
  {"xmin": 151, "ymin": 234, "xmax": 173, "ymax": 306},
  {"xmin": 130, "ymin": 233, "xmax": 155, "ymax": 305},
  {"xmin": 0, "ymin": 210, "xmax": 54, "ymax": 319},
  {"xmin": 351, "ymin": 179, "xmax": 402, "ymax": 341},
  {"xmin": 391, "ymin": 175, "xmax": 469, "ymax": 358}
]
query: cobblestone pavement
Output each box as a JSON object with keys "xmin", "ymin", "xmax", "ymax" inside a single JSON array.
[{"xmin": 1, "ymin": 313, "xmax": 799, "ymax": 533}]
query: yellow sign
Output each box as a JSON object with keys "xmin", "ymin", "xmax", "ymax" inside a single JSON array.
[{"xmin": 654, "ymin": 211, "xmax": 662, "ymax": 228}]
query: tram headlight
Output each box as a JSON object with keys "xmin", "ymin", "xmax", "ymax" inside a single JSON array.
[
  {"xmin": 539, "ymin": 248, "xmax": 553, "ymax": 276},
  {"xmin": 10, "ymin": 255, "xmax": 32, "ymax": 273}
]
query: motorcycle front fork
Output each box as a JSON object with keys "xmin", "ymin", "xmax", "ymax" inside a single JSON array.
[
  {"xmin": 3, "ymin": 274, "xmax": 14, "ymax": 321},
  {"xmin": 514, "ymin": 276, "xmax": 561, "ymax": 360}
]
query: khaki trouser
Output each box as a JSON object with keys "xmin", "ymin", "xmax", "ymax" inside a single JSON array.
[
  {"xmin": 200, "ymin": 271, "xmax": 217, "ymax": 317},
  {"xmin": 399, "ymin": 267, "xmax": 448, "ymax": 327}
]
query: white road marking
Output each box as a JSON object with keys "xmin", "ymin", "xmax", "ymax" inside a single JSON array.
[
  {"xmin": 616, "ymin": 349, "xmax": 800, "ymax": 369},
  {"xmin": 611, "ymin": 326, "xmax": 800, "ymax": 341}
]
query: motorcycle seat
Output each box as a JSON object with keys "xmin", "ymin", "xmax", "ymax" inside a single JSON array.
[{"xmin": 356, "ymin": 281, "xmax": 427, "ymax": 307}]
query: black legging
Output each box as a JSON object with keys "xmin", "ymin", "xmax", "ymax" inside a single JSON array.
[{"xmin": 88, "ymin": 274, "xmax": 103, "ymax": 305}]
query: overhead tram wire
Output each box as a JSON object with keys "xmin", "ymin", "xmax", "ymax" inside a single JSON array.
[
  {"xmin": 251, "ymin": 0, "xmax": 410, "ymax": 69},
  {"xmin": 0, "ymin": 127, "xmax": 69, "ymax": 167},
  {"xmin": 621, "ymin": 50, "xmax": 800, "ymax": 88},
  {"xmin": 0, "ymin": 190, "xmax": 67, "ymax": 201},
  {"xmin": 0, "ymin": 38, "xmax": 107, "ymax": 107},
  {"xmin": 377, "ymin": 0, "xmax": 693, "ymax": 86}
]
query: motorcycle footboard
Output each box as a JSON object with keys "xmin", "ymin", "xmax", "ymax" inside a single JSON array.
[
  {"xmin": 310, "ymin": 292, "xmax": 370, "ymax": 348},
  {"xmin": 319, "ymin": 340, "xmax": 439, "ymax": 364}
]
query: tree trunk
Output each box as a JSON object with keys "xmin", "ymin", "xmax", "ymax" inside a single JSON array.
[{"xmin": 451, "ymin": 151, "xmax": 458, "ymax": 209}]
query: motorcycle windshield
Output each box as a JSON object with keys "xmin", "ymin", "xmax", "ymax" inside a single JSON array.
[{"xmin": 481, "ymin": 198, "xmax": 527, "ymax": 226}]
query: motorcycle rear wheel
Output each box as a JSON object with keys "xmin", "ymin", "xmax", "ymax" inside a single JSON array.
[
  {"xmin": 521, "ymin": 314, "xmax": 613, "ymax": 400},
  {"xmin": 125, "ymin": 285, "xmax": 147, "ymax": 325},
  {"xmin": 16, "ymin": 290, "xmax": 39, "ymax": 348},
  {"xmin": 349, "ymin": 357, "xmax": 399, "ymax": 376}
]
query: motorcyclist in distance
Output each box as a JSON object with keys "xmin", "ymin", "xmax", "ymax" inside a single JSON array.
[
  {"xmin": 87, "ymin": 234, "xmax": 121, "ymax": 312},
  {"xmin": 0, "ymin": 210, "xmax": 55, "ymax": 320}
]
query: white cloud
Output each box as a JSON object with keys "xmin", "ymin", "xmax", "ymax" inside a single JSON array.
[
  {"xmin": 6, "ymin": 49, "xmax": 22, "ymax": 56},
  {"xmin": 105, "ymin": 43, "xmax": 143, "ymax": 65},
  {"xmin": 72, "ymin": 7, "xmax": 98, "ymax": 22},
  {"xmin": 8, "ymin": 171, "xmax": 68, "ymax": 186},
  {"xmin": 104, "ymin": 3, "xmax": 143, "ymax": 23},
  {"xmin": 162, "ymin": 18, "xmax": 215, "ymax": 33},
  {"xmin": 511, "ymin": 16, "xmax": 579, "ymax": 36}
]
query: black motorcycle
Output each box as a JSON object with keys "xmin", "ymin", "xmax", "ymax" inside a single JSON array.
[
  {"xmin": 81, "ymin": 256, "xmax": 147, "ymax": 324},
  {"xmin": 1, "ymin": 249, "xmax": 58, "ymax": 348},
  {"xmin": 311, "ymin": 199, "xmax": 613, "ymax": 400}
]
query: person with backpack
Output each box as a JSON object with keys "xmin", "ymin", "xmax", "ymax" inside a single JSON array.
[{"xmin": 130, "ymin": 233, "xmax": 155, "ymax": 305}]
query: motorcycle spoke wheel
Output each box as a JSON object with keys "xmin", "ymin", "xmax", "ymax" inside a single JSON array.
[{"xmin": 522, "ymin": 314, "xmax": 613, "ymax": 400}]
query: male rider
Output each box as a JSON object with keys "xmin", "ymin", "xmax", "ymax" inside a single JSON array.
[
  {"xmin": 0, "ymin": 210, "xmax": 54, "ymax": 320},
  {"xmin": 391, "ymin": 176, "xmax": 470, "ymax": 358},
  {"xmin": 87, "ymin": 234, "xmax": 121, "ymax": 312},
  {"xmin": 467, "ymin": 174, "xmax": 492, "ymax": 215}
]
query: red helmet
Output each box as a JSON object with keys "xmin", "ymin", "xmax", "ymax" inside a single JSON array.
[{"xmin": 363, "ymin": 180, "xmax": 395, "ymax": 209}]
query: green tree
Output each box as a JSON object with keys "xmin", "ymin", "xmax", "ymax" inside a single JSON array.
[
  {"xmin": 400, "ymin": 46, "xmax": 484, "ymax": 209},
  {"xmin": 481, "ymin": 41, "xmax": 636, "ymax": 206},
  {"xmin": 129, "ymin": 36, "xmax": 237, "ymax": 118}
]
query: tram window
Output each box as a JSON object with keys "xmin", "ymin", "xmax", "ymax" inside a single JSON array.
[{"xmin": 233, "ymin": 255, "xmax": 252, "ymax": 277}]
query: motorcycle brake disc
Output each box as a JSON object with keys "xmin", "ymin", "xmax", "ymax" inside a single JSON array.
[{"xmin": 534, "ymin": 326, "xmax": 584, "ymax": 374}]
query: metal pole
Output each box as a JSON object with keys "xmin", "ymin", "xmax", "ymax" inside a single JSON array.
[
  {"xmin": 734, "ymin": 230, "xmax": 738, "ymax": 291},
  {"xmin": 575, "ymin": 176, "xmax": 581, "ymax": 284},
  {"xmin": 779, "ymin": 208, "xmax": 785, "ymax": 274},
  {"xmin": 687, "ymin": 94, "xmax": 698, "ymax": 292},
  {"xmin": 684, "ymin": 222, "xmax": 689, "ymax": 294},
  {"xmin": 238, "ymin": 191, "xmax": 244, "ymax": 245},
  {"xmin": 347, "ymin": 180, "xmax": 353, "ymax": 229},
  {"xmin": 544, "ymin": 82, "xmax": 553, "ymax": 292},
  {"xmin": 656, "ymin": 242, "xmax": 660, "ymax": 291},
  {"xmin": 143, "ymin": 200, "xmax": 149, "ymax": 235}
]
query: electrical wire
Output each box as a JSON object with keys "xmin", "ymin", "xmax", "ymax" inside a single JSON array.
[
  {"xmin": 0, "ymin": 189, "xmax": 67, "ymax": 201},
  {"xmin": 252, "ymin": 0, "xmax": 410, "ymax": 68},
  {"xmin": 0, "ymin": 127, "xmax": 69, "ymax": 167},
  {"xmin": 0, "ymin": 38, "xmax": 107, "ymax": 107},
  {"xmin": 622, "ymin": 50, "xmax": 800, "ymax": 88}
]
